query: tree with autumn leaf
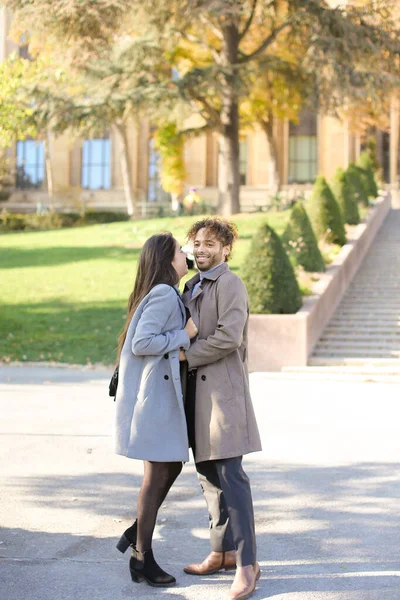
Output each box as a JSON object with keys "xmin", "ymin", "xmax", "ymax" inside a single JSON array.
[
  {"xmin": 0, "ymin": 54, "xmax": 59, "ymax": 203},
  {"xmin": 5, "ymin": 0, "xmax": 400, "ymax": 216},
  {"xmin": 65, "ymin": 36, "xmax": 177, "ymax": 215},
  {"xmin": 3, "ymin": 4, "xmax": 178, "ymax": 215},
  {"xmin": 240, "ymin": 55, "xmax": 310, "ymax": 193},
  {"xmin": 137, "ymin": 0, "xmax": 400, "ymax": 214},
  {"xmin": 154, "ymin": 122, "xmax": 187, "ymax": 212}
]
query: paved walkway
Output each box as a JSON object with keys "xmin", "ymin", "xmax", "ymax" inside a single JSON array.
[{"xmin": 1, "ymin": 366, "xmax": 400, "ymax": 599}]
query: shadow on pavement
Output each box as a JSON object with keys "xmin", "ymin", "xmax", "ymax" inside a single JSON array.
[{"xmin": 1, "ymin": 461, "xmax": 400, "ymax": 598}]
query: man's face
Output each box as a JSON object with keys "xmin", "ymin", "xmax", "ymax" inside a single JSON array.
[{"xmin": 192, "ymin": 228, "xmax": 230, "ymax": 271}]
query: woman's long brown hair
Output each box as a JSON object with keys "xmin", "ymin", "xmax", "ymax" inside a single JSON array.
[{"xmin": 117, "ymin": 232, "xmax": 179, "ymax": 361}]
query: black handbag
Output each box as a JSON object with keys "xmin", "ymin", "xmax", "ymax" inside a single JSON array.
[{"xmin": 109, "ymin": 366, "xmax": 119, "ymax": 399}]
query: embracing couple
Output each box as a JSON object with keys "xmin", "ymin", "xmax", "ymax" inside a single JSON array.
[{"xmin": 114, "ymin": 218, "xmax": 262, "ymax": 600}]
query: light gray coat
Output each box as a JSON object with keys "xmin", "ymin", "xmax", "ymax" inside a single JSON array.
[{"xmin": 114, "ymin": 284, "xmax": 191, "ymax": 462}]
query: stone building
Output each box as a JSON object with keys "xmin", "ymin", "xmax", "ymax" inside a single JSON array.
[{"xmin": 1, "ymin": 6, "xmax": 399, "ymax": 213}]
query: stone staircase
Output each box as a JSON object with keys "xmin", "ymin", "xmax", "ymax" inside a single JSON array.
[{"xmin": 308, "ymin": 208, "xmax": 400, "ymax": 367}]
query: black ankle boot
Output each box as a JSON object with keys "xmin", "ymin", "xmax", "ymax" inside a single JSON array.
[
  {"xmin": 129, "ymin": 547, "xmax": 176, "ymax": 587},
  {"xmin": 116, "ymin": 520, "xmax": 137, "ymax": 554}
]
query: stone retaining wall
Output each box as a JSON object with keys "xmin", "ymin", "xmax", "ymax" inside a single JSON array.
[{"xmin": 248, "ymin": 193, "xmax": 392, "ymax": 372}]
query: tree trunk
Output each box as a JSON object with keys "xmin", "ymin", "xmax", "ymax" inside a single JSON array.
[
  {"xmin": 43, "ymin": 132, "xmax": 54, "ymax": 210},
  {"xmin": 261, "ymin": 114, "xmax": 281, "ymax": 196},
  {"xmin": 113, "ymin": 121, "xmax": 135, "ymax": 216},
  {"xmin": 218, "ymin": 118, "xmax": 240, "ymax": 215},
  {"xmin": 218, "ymin": 24, "xmax": 241, "ymax": 216}
]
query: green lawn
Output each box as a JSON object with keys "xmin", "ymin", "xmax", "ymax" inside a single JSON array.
[{"xmin": 0, "ymin": 211, "xmax": 290, "ymax": 365}]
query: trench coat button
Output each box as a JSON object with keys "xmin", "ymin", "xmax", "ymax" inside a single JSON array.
[
  {"xmin": 164, "ymin": 354, "xmax": 169, "ymax": 359},
  {"xmin": 164, "ymin": 375, "xmax": 169, "ymax": 380},
  {"xmin": 201, "ymin": 375, "xmax": 206, "ymax": 381}
]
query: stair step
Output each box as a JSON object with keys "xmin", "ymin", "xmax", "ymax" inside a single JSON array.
[
  {"xmin": 342, "ymin": 292, "xmax": 399, "ymax": 296},
  {"xmin": 262, "ymin": 372, "xmax": 400, "ymax": 383},
  {"xmin": 329, "ymin": 316, "xmax": 400, "ymax": 321},
  {"xmin": 321, "ymin": 332, "xmax": 400, "ymax": 340},
  {"xmin": 333, "ymin": 310, "xmax": 400, "ymax": 316},
  {"xmin": 308, "ymin": 357, "xmax": 400, "ymax": 367},
  {"xmin": 346, "ymin": 285, "xmax": 400, "ymax": 289},
  {"xmin": 312, "ymin": 350, "xmax": 400, "ymax": 358},
  {"xmin": 327, "ymin": 322, "xmax": 400, "ymax": 329},
  {"xmin": 334, "ymin": 307, "xmax": 400, "ymax": 312},
  {"xmin": 337, "ymin": 301, "xmax": 400, "ymax": 305},
  {"xmin": 344, "ymin": 292, "xmax": 400, "ymax": 297},
  {"xmin": 314, "ymin": 339, "xmax": 400, "ymax": 349},
  {"xmin": 286, "ymin": 364, "xmax": 400, "ymax": 373}
]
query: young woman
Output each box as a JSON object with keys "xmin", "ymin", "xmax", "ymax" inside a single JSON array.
[{"xmin": 114, "ymin": 232, "xmax": 197, "ymax": 588}]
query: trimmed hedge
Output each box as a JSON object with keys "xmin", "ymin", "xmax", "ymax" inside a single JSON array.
[
  {"xmin": 331, "ymin": 167, "xmax": 360, "ymax": 225},
  {"xmin": 79, "ymin": 210, "xmax": 130, "ymax": 225},
  {"xmin": 242, "ymin": 223, "xmax": 302, "ymax": 314},
  {"xmin": 307, "ymin": 175, "xmax": 346, "ymax": 246},
  {"xmin": 0, "ymin": 190, "xmax": 11, "ymax": 201},
  {"xmin": 357, "ymin": 152, "xmax": 379, "ymax": 199},
  {"xmin": 0, "ymin": 210, "xmax": 130, "ymax": 232},
  {"xmin": 347, "ymin": 163, "xmax": 369, "ymax": 207},
  {"xmin": 282, "ymin": 201, "xmax": 325, "ymax": 272}
]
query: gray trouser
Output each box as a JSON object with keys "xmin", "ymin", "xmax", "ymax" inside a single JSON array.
[{"xmin": 196, "ymin": 456, "xmax": 257, "ymax": 567}]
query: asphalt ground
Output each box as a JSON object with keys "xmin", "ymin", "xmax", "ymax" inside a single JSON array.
[{"xmin": 1, "ymin": 365, "xmax": 400, "ymax": 600}]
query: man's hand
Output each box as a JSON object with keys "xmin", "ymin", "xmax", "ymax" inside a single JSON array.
[
  {"xmin": 184, "ymin": 317, "xmax": 198, "ymax": 340},
  {"xmin": 179, "ymin": 350, "xmax": 187, "ymax": 362}
]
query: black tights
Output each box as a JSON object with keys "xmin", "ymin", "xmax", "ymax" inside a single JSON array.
[{"xmin": 136, "ymin": 460, "xmax": 183, "ymax": 552}]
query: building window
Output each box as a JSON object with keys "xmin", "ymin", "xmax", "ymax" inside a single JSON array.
[
  {"xmin": 148, "ymin": 138, "xmax": 162, "ymax": 202},
  {"xmin": 16, "ymin": 140, "xmax": 45, "ymax": 189},
  {"xmin": 82, "ymin": 138, "xmax": 111, "ymax": 190},
  {"xmin": 288, "ymin": 111, "xmax": 317, "ymax": 184}
]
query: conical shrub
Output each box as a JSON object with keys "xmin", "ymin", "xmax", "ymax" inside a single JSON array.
[
  {"xmin": 331, "ymin": 167, "xmax": 360, "ymax": 225},
  {"xmin": 242, "ymin": 223, "xmax": 302, "ymax": 314},
  {"xmin": 357, "ymin": 152, "xmax": 379, "ymax": 199},
  {"xmin": 282, "ymin": 201, "xmax": 325, "ymax": 272},
  {"xmin": 307, "ymin": 175, "xmax": 346, "ymax": 246},
  {"xmin": 347, "ymin": 163, "xmax": 369, "ymax": 206},
  {"xmin": 365, "ymin": 137, "xmax": 381, "ymax": 173}
]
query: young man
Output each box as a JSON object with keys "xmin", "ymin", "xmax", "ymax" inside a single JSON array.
[{"xmin": 181, "ymin": 218, "xmax": 262, "ymax": 600}]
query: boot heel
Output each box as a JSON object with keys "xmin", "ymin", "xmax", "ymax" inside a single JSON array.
[
  {"xmin": 116, "ymin": 533, "xmax": 131, "ymax": 554},
  {"xmin": 130, "ymin": 569, "xmax": 144, "ymax": 583},
  {"xmin": 225, "ymin": 564, "xmax": 236, "ymax": 571}
]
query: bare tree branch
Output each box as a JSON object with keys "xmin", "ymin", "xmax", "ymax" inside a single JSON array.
[
  {"xmin": 238, "ymin": 0, "xmax": 258, "ymax": 41},
  {"xmin": 199, "ymin": 13, "xmax": 224, "ymax": 40},
  {"xmin": 181, "ymin": 31, "xmax": 222, "ymax": 64},
  {"xmin": 238, "ymin": 18, "xmax": 293, "ymax": 63},
  {"xmin": 180, "ymin": 122, "xmax": 214, "ymax": 138},
  {"xmin": 186, "ymin": 89, "xmax": 222, "ymax": 128}
]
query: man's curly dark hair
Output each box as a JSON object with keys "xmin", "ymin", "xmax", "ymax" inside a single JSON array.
[{"xmin": 186, "ymin": 218, "xmax": 238, "ymax": 261}]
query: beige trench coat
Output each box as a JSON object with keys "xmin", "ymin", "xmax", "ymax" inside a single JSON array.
[{"xmin": 182, "ymin": 262, "xmax": 262, "ymax": 463}]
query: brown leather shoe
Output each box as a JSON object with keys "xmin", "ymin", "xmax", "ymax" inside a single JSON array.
[
  {"xmin": 184, "ymin": 550, "xmax": 236, "ymax": 575},
  {"xmin": 226, "ymin": 562, "xmax": 261, "ymax": 600}
]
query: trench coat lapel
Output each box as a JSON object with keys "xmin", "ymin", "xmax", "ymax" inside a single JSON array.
[
  {"xmin": 171, "ymin": 287, "xmax": 189, "ymax": 404},
  {"xmin": 177, "ymin": 295, "xmax": 186, "ymax": 325},
  {"xmin": 171, "ymin": 286, "xmax": 186, "ymax": 326},
  {"xmin": 182, "ymin": 273, "xmax": 200, "ymax": 305}
]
